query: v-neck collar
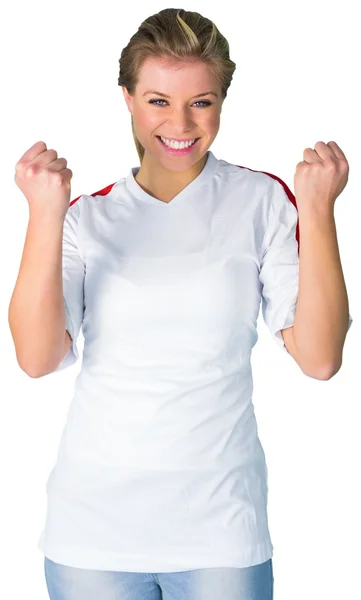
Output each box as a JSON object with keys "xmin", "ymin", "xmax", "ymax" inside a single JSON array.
[{"xmin": 125, "ymin": 150, "xmax": 220, "ymax": 207}]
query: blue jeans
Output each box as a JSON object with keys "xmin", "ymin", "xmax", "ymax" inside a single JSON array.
[{"xmin": 44, "ymin": 556, "xmax": 274, "ymax": 599}]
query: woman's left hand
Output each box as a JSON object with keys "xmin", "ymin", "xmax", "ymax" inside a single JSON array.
[{"xmin": 294, "ymin": 141, "xmax": 349, "ymax": 213}]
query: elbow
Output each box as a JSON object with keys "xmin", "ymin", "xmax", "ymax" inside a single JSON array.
[
  {"xmin": 17, "ymin": 352, "xmax": 55, "ymax": 378},
  {"xmin": 302, "ymin": 361, "xmax": 342, "ymax": 381},
  {"xmin": 17, "ymin": 350, "xmax": 65, "ymax": 378},
  {"xmin": 26, "ymin": 371, "xmax": 45, "ymax": 379},
  {"xmin": 19, "ymin": 362, "xmax": 48, "ymax": 379},
  {"xmin": 13, "ymin": 338, "xmax": 67, "ymax": 378}
]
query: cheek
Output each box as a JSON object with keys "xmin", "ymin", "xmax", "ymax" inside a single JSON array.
[
  {"xmin": 135, "ymin": 108, "xmax": 161, "ymax": 127},
  {"xmin": 133, "ymin": 110, "xmax": 163, "ymax": 141},
  {"xmin": 204, "ymin": 113, "xmax": 221, "ymax": 134}
]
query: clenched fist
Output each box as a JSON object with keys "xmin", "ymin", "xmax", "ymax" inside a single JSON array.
[{"xmin": 14, "ymin": 141, "xmax": 73, "ymax": 220}]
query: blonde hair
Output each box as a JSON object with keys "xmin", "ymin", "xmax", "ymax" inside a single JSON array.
[{"xmin": 118, "ymin": 8, "xmax": 236, "ymax": 163}]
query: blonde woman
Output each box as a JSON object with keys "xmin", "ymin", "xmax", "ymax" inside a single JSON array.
[{"xmin": 9, "ymin": 8, "xmax": 352, "ymax": 600}]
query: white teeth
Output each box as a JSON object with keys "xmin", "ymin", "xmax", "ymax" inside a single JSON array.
[{"xmin": 160, "ymin": 136, "xmax": 196, "ymax": 149}]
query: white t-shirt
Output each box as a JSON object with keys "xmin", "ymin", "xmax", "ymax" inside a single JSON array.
[{"xmin": 37, "ymin": 149, "xmax": 352, "ymax": 572}]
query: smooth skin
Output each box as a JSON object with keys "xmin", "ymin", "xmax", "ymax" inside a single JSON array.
[
  {"xmin": 122, "ymin": 56, "xmax": 224, "ymax": 203},
  {"xmin": 9, "ymin": 142, "xmax": 74, "ymax": 376}
]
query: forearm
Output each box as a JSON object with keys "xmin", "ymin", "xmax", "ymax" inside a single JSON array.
[
  {"xmin": 292, "ymin": 206, "xmax": 350, "ymax": 377},
  {"xmin": 8, "ymin": 214, "xmax": 67, "ymax": 377}
]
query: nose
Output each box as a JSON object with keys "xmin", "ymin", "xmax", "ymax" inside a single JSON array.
[{"xmin": 168, "ymin": 107, "xmax": 195, "ymax": 133}]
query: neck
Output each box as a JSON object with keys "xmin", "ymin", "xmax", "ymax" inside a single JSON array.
[{"xmin": 135, "ymin": 152, "xmax": 208, "ymax": 203}]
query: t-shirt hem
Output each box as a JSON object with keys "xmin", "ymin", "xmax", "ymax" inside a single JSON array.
[{"xmin": 38, "ymin": 537, "xmax": 274, "ymax": 572}]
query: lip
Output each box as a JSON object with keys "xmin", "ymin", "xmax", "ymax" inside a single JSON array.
[
  {"xmin": 156, "ymin": 136, "xmax": 200, "ymax": 156},
  {"xmin": 159, "ymin": 137, "xmax": 198, "ymax": 143}
]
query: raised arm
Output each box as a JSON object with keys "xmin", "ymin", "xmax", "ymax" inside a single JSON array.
[{"xmin": 8, "ymin": 141, "xmax": 75, "ymax": 377}]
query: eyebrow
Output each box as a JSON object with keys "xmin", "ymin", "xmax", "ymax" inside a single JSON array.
[{"xmin": 142, "ymin": 90, "xmax": 219, "ymax": 99}]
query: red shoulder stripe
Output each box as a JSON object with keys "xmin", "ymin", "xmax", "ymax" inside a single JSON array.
[
  {"xmin": 69, "ymin": 182, "xmax": 118, "ymax": 207},
  {"xmin": 236, "ymin": 165, "xmax": 300, "ymax": 251}
]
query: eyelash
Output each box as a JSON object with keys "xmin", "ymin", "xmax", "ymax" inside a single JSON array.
[{"xmin": 148, "ymin": 99, "xmax": 212, "ymax": 108}]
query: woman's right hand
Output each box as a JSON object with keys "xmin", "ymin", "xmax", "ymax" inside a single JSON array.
[{"xmin": 14, "ymin": 141, "xmax": 73, "ymax": 220}]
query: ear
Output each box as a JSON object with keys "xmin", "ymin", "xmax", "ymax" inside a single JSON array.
[{"xmin": 122, "ymin": 86, "xmax": 133, "ymax": 114}]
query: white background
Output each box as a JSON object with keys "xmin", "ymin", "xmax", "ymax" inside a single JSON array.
[{"xmin": 1, "ymin": 1, "xmax": 359, "ymax": 598}]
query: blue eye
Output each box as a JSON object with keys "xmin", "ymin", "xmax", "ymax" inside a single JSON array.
[{"xmin": 149, "ymin": 99, "xmax": 211, "ymax": 108}]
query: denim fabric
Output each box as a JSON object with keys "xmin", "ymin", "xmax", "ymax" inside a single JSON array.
[{"xmin": 44, "ymin": 556, "xmax": 274, "ymax": 599}]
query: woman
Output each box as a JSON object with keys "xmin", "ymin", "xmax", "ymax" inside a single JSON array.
[{"xmin": 9, "ymin": 8, "xmax": 352, "ymax": 600}]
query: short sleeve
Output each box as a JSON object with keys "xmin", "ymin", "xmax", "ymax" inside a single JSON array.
[
  {"xmin": 55, "ymin": 198, "xmax": 85, "ymax": 372},
  {"xmin": 259, "ymin": 178, "xmax": 353, "ymax": 353},
  {"xmin": 259, "ymin": 178, "xmax": 300, "ymax": 353}
]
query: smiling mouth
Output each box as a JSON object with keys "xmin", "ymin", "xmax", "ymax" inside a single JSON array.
[{"xmin": 156, "ymin": 136, "xmax": 200, "ymax": 142}]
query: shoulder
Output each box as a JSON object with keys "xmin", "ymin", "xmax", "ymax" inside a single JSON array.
[
  {"xmin": 219, "ymin": 157, "xmax": 299, "ymax": 246},
  {"xmin": 69, "ymin": 179, "xmax": 120, "ymax": 209},
  {"xmin": 67, "ymin": 179, "xmax": 121, "ymax": 221},
  {"xmin": 230, "ymin": 160, "xmax": 298, "ymax": 224},
  {"xmin": 216, "ymin": 156, "xmax": 294, "ymax": 206}
]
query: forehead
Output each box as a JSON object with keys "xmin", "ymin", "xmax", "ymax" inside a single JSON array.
[{"xmin": 136, "ymin": 56, "xmax": 219, "ymax": 92}]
